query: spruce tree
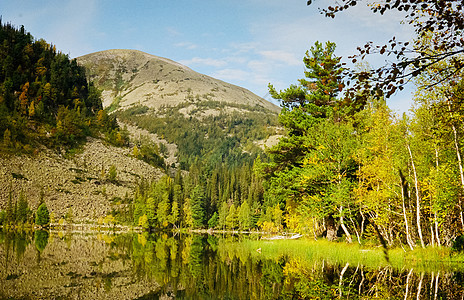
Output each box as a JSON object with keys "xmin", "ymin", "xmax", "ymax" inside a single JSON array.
[{"xmin": 190, "ymin": 185, "xmax": 205, "ymax": 228}]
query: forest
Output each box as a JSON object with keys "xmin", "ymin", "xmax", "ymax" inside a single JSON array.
[
  {"xmin": 130, "ymin": 39, "xmax": 464, "ymax": 250},
  {"xmin": 129, "ymin": 1, "xmax": 464, "ymax": 251}
]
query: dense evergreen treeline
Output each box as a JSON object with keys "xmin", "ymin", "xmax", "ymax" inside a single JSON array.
[
  {"xmin": 0, "ymin": 20, "xmax": 126, "ymax": 152},
  {"xmin": 119, "ymin": 100, "xmax": 284, "ymax": 231},
  {"xmin": 132, "ymin": 160, "xmax": 271, "ymax": 231}
]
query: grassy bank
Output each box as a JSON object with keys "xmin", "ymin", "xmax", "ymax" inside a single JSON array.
[{"xmin": 221, "ymin": 237, "xmax": 464, "ymax": 272}]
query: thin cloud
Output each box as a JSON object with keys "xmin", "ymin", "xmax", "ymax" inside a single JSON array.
[
  {"xmin": 180, "ymin": 57, "xmax": 228, "ymax": 68},
  {"xmin": 166, "ymin": 27, "xmax": 182, "ymax": 37},
  {"xmin": 259, "ymin": 50, "xmax": 300, "ymax": 66},
  {"xmin": 175, "ymin": 42, "xmax": 198, "ymax": 50},
  {"xmin": 212, "ymin": 68, "xmax": 250, "ymax": 82}
]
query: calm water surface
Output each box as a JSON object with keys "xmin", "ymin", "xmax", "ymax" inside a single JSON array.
[{"xmin": 0, "ymin": 230, "xmax": 463, "ymax": 299}]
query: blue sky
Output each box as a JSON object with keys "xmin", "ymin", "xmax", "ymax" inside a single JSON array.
[{"xmin": 2, "ymin": 0, "xmax": 415, "ymax": 112}]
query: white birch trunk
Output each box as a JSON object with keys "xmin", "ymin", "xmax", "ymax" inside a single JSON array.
[
  {"xmin": 452, "ymin": 124, "xmax": 464, "ymax": 231},
  {"xmin": 339, "ymin": 206, "xmax": 352, "ymax": 243},
  {"xmin": 401, "ymin": 178, "xmax": 415, "ymax": 250},
  {"xmin": 407, "ymin": 143, "xmax": 425, "ymax": 248},
  {"xmin": 404, "ymin": 268, "xmax": 413, "ymax": 300}
]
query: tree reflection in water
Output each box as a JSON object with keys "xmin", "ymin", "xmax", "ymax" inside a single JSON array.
[
  {"xmin": 132, "ymin": 234, "xmax": 464, "ymax": 299},
  {"xmin": 1, "ymin": 231, "xmax": 464, "ymax": 299}
]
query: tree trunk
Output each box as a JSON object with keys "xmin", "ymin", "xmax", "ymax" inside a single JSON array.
[
  {"xmin": 407, "ymin": 143, "xmax": 425, "ymax": 248},
  {"xmin": 350, "ymin": 216, "xmax": 362, "ymax": 244},
  {"xmin": 312, "ymin": 217, "xmax": 318, "ymax": 240},
  {"xmin": 434, "ymin": 272, "xmax": 440, "ymax": 300},
  {"xmin": 339, "ymin": 206, "xmax": 352, "ymax": 243},
  {"xmin": 338, "ymin": 262, "xmax": 349, "ymax": 298},
  {"xmin": 417, "ymin": 272, "xmax": 424, "ymax": 300},
  {"xmin": 399, "ymin": 169, "xmax": 415, "ymax": 250},
  {"xmin": 326, "ymin": 215, "xmax": 338, "ymax": 241},
  {"xmin": 452, "ymin": 124, "xmax": 464, "ymax": 231},
  {"xmin": 434, "ymin": 214, "xmax": 441, "ymax": 247},
  {"xmin": 358, "ymin": 266, "xmax": 365, "ymax": 295}
]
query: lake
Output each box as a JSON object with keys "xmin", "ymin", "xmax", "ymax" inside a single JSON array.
[{"xmin": 1, "ymin": 230, "xmax": 463, "ymax": 299}]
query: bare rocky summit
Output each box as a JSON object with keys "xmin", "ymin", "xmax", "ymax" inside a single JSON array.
[{"xmin": 77, "ymin": 49, "xmax": 280, "ymax": 113}]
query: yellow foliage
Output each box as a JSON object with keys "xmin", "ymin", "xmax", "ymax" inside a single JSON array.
[
  {"xmin": 137, "ymin": 233, "xmax": 147, "ymax": 247},
  {"xmin": 102, "ymin": 234, "xmax": 115, "ymax": 244},
  {"xmin": 138, "ymin": 214, "xmax": 149, "ymax": 229},
  {"xmin": 103, "ymin": 214, "xmax": 115, "ymax": 225},
  {"xmin": 261, "ymin": 221, "xmax": 278, "ymax": 233},
  {"xmin": 28, "ymin": 100, "xmax": 35, "ymax": 117}
]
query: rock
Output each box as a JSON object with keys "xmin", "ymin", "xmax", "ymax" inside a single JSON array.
[{"xmin": 0, "ymin": 137, "xmax": 164, "ymax": 221}]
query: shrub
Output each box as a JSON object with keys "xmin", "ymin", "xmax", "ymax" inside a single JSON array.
[
  {"xmin": 35, "ymin": 203, "xmax": 50, "ymax": 226},
  {"xmin": 108, "ymin": 165, "xmax": 117, "ymax": 182}
]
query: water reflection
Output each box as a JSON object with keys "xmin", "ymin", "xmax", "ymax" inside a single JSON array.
[
  {"xmin": 0, "ymin": 230, "xmax": 464, "ymax": 299},
  {"xmin": 35, "ymin": 230, "xmax": 49, "ymax": 252}
]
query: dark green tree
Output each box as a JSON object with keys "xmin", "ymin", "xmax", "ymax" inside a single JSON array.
[
  {"xmin": 35, "ymin": 203, "xmax": 50, "ymax": 226},
  {"xmin": 207, "ymin": 212, "xmax": 219, "ymax": 229},
  {"xmin": 264, "ymin": 41, "xmax": 360, "ymax": 240},
  {"xmin": 190, "ymin": 185, "xmax": 205, "ymax": 228},
  {"xmin": 34, "ymin": 230, "xmax": 49, "ymax": 252}
]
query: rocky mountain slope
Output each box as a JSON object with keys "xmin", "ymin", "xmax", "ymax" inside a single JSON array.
[
  {"xmin": 77, "ymin": 49, "xmax": 280, "ymax": 114},
  {"xmin": 0, "ymin": 137, "xmax": 164, "ymax": 222}
]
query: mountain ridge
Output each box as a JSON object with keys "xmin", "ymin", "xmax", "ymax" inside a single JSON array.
[{"xmin": 77, "ymin": 49, "xmax": 280, "ymax": 113}]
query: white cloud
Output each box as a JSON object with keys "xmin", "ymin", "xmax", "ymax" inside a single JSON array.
[
  {"xmin": 166, "ymin": 27, "xmax": 182, "ymax": 37},
  {"xmin": 259, "ymin": 50, "xmax": 300, "ymax": 66},
  {"xmin": 180, "ymin": 57, "xmax": 228, "ymax": 68},
  {"xmin": 212, "ymin": 68, "xmax": 250, "ymax": 82},
  {"xmin": 175, "ymin": 42, "xmax": 198, "ymax": 50}
]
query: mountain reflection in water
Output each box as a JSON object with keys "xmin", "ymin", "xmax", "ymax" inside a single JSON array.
[{"xmin": 0, "ymin": 231, "xmax": 463, "ymax": 299}]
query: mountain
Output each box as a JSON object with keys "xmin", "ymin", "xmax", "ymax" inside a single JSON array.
[
  {"xmin": 77, "ymin": 49, "xmax": 280, "ymax": 114},
  {"xmin": 77, "ymin": 49, "xmax": 282, "ymax": 170}
]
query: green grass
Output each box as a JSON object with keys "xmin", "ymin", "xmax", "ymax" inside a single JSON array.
[{"xmin": 223, "ymin": 237, "xmax": 464, "ymax": 273}]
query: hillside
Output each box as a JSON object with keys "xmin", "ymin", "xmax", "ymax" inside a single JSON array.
[
  {"xmin": 78, "ymin": 49, "xmax": 282, "ymax": 170},
  {"xmin": 0, "ymin": 136, "xmax": 164, "ymax": 222},
  {"xmin": 77, "ymin": 49, "xmax": 280, "ymax": 114},
  {"xmin": 76, "ymin": 50, "xmax": 284, "ymax": 228}
]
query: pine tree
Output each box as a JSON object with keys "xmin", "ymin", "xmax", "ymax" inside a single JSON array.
[
  {"xmin": 208, "ymin": 212, "xmax": 219, "ymax": 229},
  {"xmin": 238, "ymin": 200, "xmax": 251, "ymax": 231},
  {"xmin": 218, "ymin": 202, "xmax": 229, "ymax": 230}
]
